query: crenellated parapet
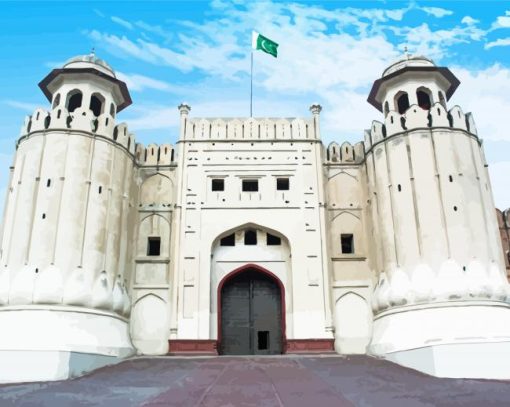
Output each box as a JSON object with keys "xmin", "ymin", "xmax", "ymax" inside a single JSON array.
[
  {"xmin": 19, "ymin": 107, "xmax": 136, "ymax": 156},
  {"xmin": 0, "ymin": 265, "xmax": 131, "ymax": 318},
  {"xmin": 183, "ymin": 117, "xmax": 317, "ymax": 140},
  {"xmin": 372, "ymin": 260, "xmax": 510, "ymax": 314},
  {"xmin": 136, "ymin": 143, "xmax": 177, "ymax": 167},
  {"xmin": 363, "ymin": 103, "xmax": 478, "ymax": 151},
  {"xmin": 324, "ymin": 141, "xmax": 365, "ymax": 164}
]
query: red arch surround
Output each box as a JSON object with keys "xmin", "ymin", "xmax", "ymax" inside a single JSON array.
[{"xmin": 217, "ymin": 263, "xmax": 287, "ymax": 354}]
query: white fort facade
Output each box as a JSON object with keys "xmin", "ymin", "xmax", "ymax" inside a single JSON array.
[{"xmin": 1, "ymin": 53, "xmax": 510, "ymax": 383}]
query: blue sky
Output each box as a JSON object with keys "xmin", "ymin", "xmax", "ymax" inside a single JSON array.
[{"xmin": 1, "ymin": 1, "xmax": 510, "ymax": 209}]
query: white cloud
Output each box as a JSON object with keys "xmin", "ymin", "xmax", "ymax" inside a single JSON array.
[
  {"xmin": 116, "ymin": 72, "xmax": 188, "ymax": 94},
  {"xmin": 485, "ymin": 38, "xmax": 510, "ymax": 49},
  {"xmin": 420, "ymin": 6, "xmax": 453, "ymax": 18},
  {"xmin": 3, "ymin": 100, "xmax": 39, "ymax": 112},
  {"xmin": 490, "ymin": 10, "xmax": 510, "ymax": 30},
  {"xmin": 134, "ymin": 21, "xmax": 173, "ymax": 42},
  {"xmin": 461, "ymin": 16, "xmax": 479, "ymax": 25},
  {"xmin": 450, "ymin": 64, "xmax": 510, "ymax": 142},
  {"xmin": 123, "ymin": 105, "xmax": 179, "ymax": 131},
  {"xmin": 391, "ymin": 22, "xmax": 485, "ymax": 60},
  {"xmin": 111, "ymin": 16, "xmax": 133, "ymax": 30},
  {"xmin": 488, "ymin": 161, "xmax": 510, "ymax": 209}
]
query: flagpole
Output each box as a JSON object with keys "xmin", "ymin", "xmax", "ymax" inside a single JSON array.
[{"xmin": 250, "ymin": 50, "xmax": 253, "ymax": 117}]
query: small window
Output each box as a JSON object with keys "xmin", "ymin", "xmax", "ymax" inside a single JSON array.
[
  {"xmin": 267, "ymin": 233, "xmax": 281, "ymax": 246},
  {"xmin": 242, "ymin": 179, "xmax": 258, "ymax": 192},
  {"xmin": 245, "ymin": 230, "xmax": 257, "ymax": 245},
  {"xmin": 276, "ymin": 178, "xmax": 289, "ymax": 191},
  {"xmin": 46, "ymin": 179, "xmax": 51, "ymax": 187},
  {"xmin": 90, "ymin": 93, "xmax": 105, "ymax": 117},
  {"xmin": 396, "ymin": 92, "xmax": 410, "ymax": 114},
  {"xmin": 98, "ymin": 186, "xmax": 102, "ymax": 194},
  {"xmin": 212, "ymin": 179, "xmax": 224, "ymax": 191},
  {"xmin": 220, "ymin": 233, "xmax": 235, "ymax": 246},
  {"xmin": 417, "ymin": 89, "xmax": 431, "ymax": 110},
  {"xmin": 110, "ymin": 103, "xmax": 116, "ymax": 117},
  {"xmin": 341, "ymin": 234, "xmax": 354, "ymax": 254},
  {"xmin": 67, "ymin": 90, "xmax": 83, "ymax": 113},
  {"xmin": 147, "ymin": 237, "xmax": 161, "ymax": 256}
]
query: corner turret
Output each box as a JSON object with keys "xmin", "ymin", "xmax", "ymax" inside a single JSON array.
[{"xmin": 38, "ymin": 51, "xmax": 132, "ymax": 118}]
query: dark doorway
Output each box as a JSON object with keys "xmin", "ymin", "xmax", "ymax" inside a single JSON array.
[{"xmin": 220, "ymin": 269, "xmax": 283, "ymax": 355}]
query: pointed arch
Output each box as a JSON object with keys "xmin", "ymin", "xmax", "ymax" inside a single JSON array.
[
  {"xmin": 133, "ymin": 292, "xmax": 166, "ymax": 306},
  {"xmin": 140, "ymin": 173, "xmax": 173, "ymax": 205},
  {"xmin": 217, "ymin": 263, "xmax": 286, "ymax": 352},
  {"xmin": 331, "ymin": 210, "xmax": 361, "ymax": 222},
  {"xmin": 137, "ymin": 214, "xmax": 170, "ymax": 257},
  {"xmin": 66, "ymin": 89, "xmax": 83, "ymax": 113}
]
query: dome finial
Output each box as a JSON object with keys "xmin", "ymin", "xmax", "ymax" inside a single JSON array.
[
  {"xmin": 90, "ymin": 47, "xmax": 95, "ymax": 57},
  {"xmin": 404, "ymin": 45, "xmax": 410, "ymax": 60}
]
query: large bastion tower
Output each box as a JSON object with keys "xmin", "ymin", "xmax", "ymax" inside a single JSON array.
[
  {"xmin": 0, "ymin": 55, "xmax": 136, "ymax": 382},
  {"xmin": 0, "ymin": 52, "xmax": 509, "ymax": 382},
  {"xmin": 364, "ymin": 56, "xmax": 510, "ymax": 377}
]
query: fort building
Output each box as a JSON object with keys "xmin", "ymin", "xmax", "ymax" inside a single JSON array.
[{"xmin": 1, "ymin": 53, "xmax": 510, "ymax": 382}]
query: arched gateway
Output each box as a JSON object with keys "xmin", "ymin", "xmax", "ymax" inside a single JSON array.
[{"xmin": 218, "ymin": 265, "xmax": 285, "ymax": 355}]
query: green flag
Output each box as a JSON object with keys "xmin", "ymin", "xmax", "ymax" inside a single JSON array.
[{"xmin": 252, "ymin": 31, "xmax": 278, "ymax": 58}]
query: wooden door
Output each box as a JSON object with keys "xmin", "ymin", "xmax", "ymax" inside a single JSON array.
[{"xmin": 220, "ymin": 270, "xmax": 282, "ymax": 355}]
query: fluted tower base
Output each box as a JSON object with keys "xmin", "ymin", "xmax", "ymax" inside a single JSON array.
[
  {"xmin": 0, "ymin": 306, "xmax": 134, "ymax": 383},
  {"xmin": 369, "ymin": 301, "xmax": 510, "ymax": 379}
]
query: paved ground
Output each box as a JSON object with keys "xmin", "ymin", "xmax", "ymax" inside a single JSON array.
[{"xmin": 0, "ymin": 355, "xmax": 509, "ymax": 406}]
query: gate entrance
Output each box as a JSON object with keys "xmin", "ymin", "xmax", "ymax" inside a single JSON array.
[{"xmin": 219, "ymin": 268, "xmax": 283, "ymax": 355}]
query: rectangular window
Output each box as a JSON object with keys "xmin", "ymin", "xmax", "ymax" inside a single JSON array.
[
  {"xmin": 341, "ymin": 234, "xmax": 354, "ymax": 254},
  {"xmin": 244, "ymin": 230, "xmax": 257, "ymax": 245},
  {"xmin": 276, "ymin": 178, "xmax": 289, "ymax": 190},
  {"xmin": 267, "ymin": 233, "xmax": 281, "ymax": 246},
  {"xmin": 147, "ymin": 237, "xmax": 161, "ymax": 256},
  {"xmin": 220, "ymin": 233, "xmax": 235, "ymax": 246},
  {"xmin": 212, "ymin": 178, "xmax": 224, "ymax": 191},
  {"xmin": 242, "ymin": 179, "xmax": 258, "ymax": 192}
]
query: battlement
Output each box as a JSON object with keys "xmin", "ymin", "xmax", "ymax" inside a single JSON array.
[
  {"xmin": 135, "ymin": 143, "xmax": 177, "ymax": 167},
  {"xmin": 364, "ymin": 103, "xmax": 478, "ymax": 151},
  {"xmin": 183, "ymin": 117, "xmax": 318, "ymax": 140},
  {"xmin": 19, "ymin": 107, "xmax": 136, "ymax": 155},
  {"xmin": 324, "ymin": 141, "xmax": 365, "ymax": 164}
]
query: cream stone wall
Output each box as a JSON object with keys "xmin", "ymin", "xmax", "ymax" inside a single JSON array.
[{"xmin": 164, "ymin": 105, "xmax": 334, "ymax": 346}]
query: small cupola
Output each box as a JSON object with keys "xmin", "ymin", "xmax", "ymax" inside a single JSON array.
[
  {"xmin": 38, "ymin": 50, "xmax": 132, "ymax": 118},
  {"xmin": 367, "ymin": 54, "xmax": 460, "ymax": 116}
]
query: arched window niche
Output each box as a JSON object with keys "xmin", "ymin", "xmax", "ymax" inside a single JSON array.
[
  {"xmin": 89, "ymin": 93, "xmax": 105, "ymax": 117},
  {"xmin": 110, "ymin": 103, "xmax": 116, "ymax": 118},
  {"xmin": 438, "ymin": 91, "xmax": 447, "ymax": 109},
  {"xmin": 52, "ymin": 93, "xmax": 61, "ymax": 109},
  {"xmin": 395, "ymin": 91, "xmax": 410, "ymax": 114},
  {"xmin": 416, "ymin": 87, "xmax": 432, "ymax": 110},
  {"xmin": 384, "ymin": 101, "xmax": 390, "ymax": 117},
  {"xmin": 66, "ymin": 89, "xmax": 83, "ymax": 113}
]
